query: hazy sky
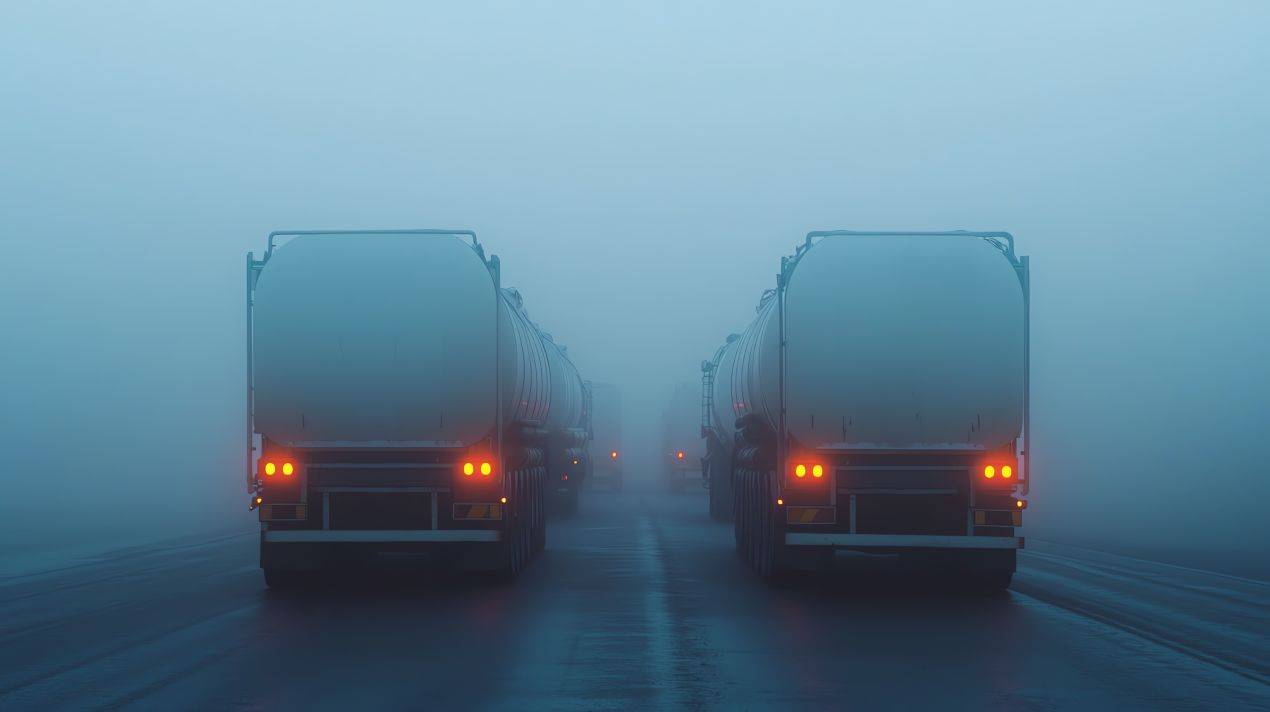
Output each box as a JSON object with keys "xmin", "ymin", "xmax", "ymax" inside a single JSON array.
[{"xmin": 2, "ymin": 1, "xmax": 1267, "ymax": 556}]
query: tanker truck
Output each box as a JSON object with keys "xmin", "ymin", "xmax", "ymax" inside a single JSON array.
[
  {"xmin": 587, "ymin": 383, "xmax": 624, "ymax": 491},
  {"xmin": 702, "ymin": 231, "xmax": 1030, "ymax": 589},
  {"xmin": 246, "ymin": 229, "xmax": 590, "ymax": 586}
]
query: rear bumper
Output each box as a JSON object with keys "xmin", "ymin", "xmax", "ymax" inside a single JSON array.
[
  {"xmin": 785, "ymin": 533, "xmax": 1022, "ymax": 550},
  {"xmin": 264, "ymin": 529, "xmax": 500, "ymax": 543}
]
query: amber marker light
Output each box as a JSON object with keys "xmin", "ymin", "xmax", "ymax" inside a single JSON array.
[
  {"xmin": 776, "ymin": 498, "xmax": 784, "ymax": 506},
  {"xmin": 500, "ymin": 496, "xmax": 508, "ymax": 504},
  {"xmin": 1016, "ymin": 500, "xmax": 1027, "ymax": 509},
  {"xmin": 676, "ymin": 451, "xmax": 685, "ymax": 460},
  {"xmin": 610, "ymin": 450, "xmax": 619, "ymax": 460}
]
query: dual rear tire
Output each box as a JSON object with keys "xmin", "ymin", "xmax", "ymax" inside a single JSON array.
[
  {"xmin": 733, "ymin": 467, "xmax": 786, "ymax": 581},
  {"xmin": 498, "ymin": 466, "xmax": 547, "ymax": 580}
]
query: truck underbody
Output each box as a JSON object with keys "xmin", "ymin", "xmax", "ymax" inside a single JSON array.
[
  {"xmin": 257, "ymin": 447, "xmax": 546, "ymax": 585},
  {"xmin": 728, "ymin": 449, "xmax": 1022, "ymax": 590}
]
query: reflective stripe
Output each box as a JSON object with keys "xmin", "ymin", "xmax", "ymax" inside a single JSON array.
[
  {"xmin": 785, "ymin": 533, "xmax": 1022, "ymax": 549},
  {"xmin": 264, "ymin": 530, "xmax": 499, "ymax": 543}
]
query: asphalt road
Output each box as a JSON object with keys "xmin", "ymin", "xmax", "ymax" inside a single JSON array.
[{"xmin": 1, "ymin": 492, "xmax": 1266, "ymax": 710}]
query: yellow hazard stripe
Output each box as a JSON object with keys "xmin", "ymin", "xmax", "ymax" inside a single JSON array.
[
  {"xmin": 453, "ymin": 503, "xmax": 504, "ymax": 520},
  {"xmin": 786, "ymin": 507, "xmax": 835, "ymax": 524}
]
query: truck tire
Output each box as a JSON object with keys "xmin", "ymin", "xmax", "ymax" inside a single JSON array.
[
  {"xmin": 495, "ymin": 515, "xmax": 529, "ymax": 582},
  {"xmin": 533, "ymin": 469, "xmax": 547, "ymax": 552},
  {"xmin": 753, "ymin": 473, "xmax": 786, "ymax": 581}
]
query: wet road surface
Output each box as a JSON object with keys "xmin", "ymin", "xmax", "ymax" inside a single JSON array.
[{"xmin": 1, "ymin": 492, "xmax": 1266, "ymax": 710}]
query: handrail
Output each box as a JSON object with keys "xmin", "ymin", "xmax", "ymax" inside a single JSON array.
[
  {"xmin": 264, "ymin": 228, "xmax": 480, "ymax": 260},
  {"xmin": 804, "ymin": 230, "xmax": 1016, "ymax": 260}
]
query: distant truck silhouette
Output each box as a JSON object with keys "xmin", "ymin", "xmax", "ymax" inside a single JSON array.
[
  {"xmin": 586, "ymin": 383, "xmax": 623, "ymax": 492},
  {"xmin": 702, "ymin": 231, "xmax": 1030, "ymax": 590},
  {"xmin": 246, "ymin": 230, "xmax": 590, "ymax": 586},
  {"xmin": 662, "ymin": 381, "xmax": 705, "ymax": 492}
]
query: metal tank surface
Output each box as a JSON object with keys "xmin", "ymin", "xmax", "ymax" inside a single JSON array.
[
  {"xmin": 702, "ymin": 230, "xmax": 1030, "ymax": 589},
  {"xmin": 247, "ymin": 229, "xmax": 589, "ymax": 584},
  {"xmin": 708, "ymin": 233, "xmax": 1025, "ymax": 451},
  {"xmin": 254, "ymin": 233, "xmax": 503, "ymax": 448}
]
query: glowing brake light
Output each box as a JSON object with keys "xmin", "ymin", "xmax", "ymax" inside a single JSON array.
[
  {"xmin": 983, "ymin": 465, "xmax": 996, "ymax": 479},
  {"xmin": 1001, "ymin": 465, "xmax": 1013, "ymax": 479},
  {"xmin": 264, "ymin": 462, "xmax": 276, "ymax": 476},
  {"xmin": 462, "ymin": 462, "xmax": 475, "ymax": 476},
  {"xmin": 480, "ymin": 461, "xmax": 493, "ymax": 476},
  {"xmin": 811, "ymin": 464, "xmax": 824, "ymax": 478},
  {"xmin": 794, "ymin": 464, "xmax": 807, "ymax": 478},
  {"xmin": 282, "ymin": 462, "xmax": 294, "ymax": 476}
]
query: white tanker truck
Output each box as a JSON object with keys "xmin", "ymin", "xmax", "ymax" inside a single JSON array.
[
  {"xmin": 246, "ymin": 230, "xmax": 591, "ymax": 586},
  {"xmin": 702, "ymin": 231, "xmax": 1030, "ymax": 589}
]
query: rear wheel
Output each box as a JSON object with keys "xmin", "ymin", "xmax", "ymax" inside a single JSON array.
[
  {"xmin": 496, "ymin": 513, "xmax": 528, "ymax": 581},
  {"xmin": 532, "ymin": 468, "xmax": 547, "ymax": 552},
  {"xmin": 753, "ymin": 473, "xmax": 786, "ymax": 581}
]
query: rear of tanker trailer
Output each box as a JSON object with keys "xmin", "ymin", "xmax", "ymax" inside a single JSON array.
[
  {"xmin": 717, "ymin": 231, "xmax": 1030, "ymax": 589},
  {"xmin": 246, "ymin": 230, "xmax": 547, "ymax": 586}
]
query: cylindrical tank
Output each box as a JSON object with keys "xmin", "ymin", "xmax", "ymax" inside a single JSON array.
[
  {"xmin": 253, "ymin": 233, "xmax": 584, "ymax": 448},
  {"xmin": 542, "ymin": 338, "xmax": 586, "ymax": 432},
  {"xmin": 707, "ymin": 233, "xmax": 1025, "ymax": 452}
]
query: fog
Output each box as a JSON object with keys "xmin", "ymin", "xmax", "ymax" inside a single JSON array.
[{"xmin": 2, "ymin": 2, "xmax": 1267, "ymax": 569}]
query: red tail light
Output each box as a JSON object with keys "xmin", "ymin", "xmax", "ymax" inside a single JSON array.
[
  {"xmin": 458, "ymin": 456, "xmax": 496, "ymax": 480},
  {"xmin": 788, "ymin": 460, "xmax": 828, "ymax": 484},
  {"xmin": 978, "ymin": 457, "xmax": 1019, "ymax": 486},
  {"xmin": 259, "ymin": 455, "xmax": 297, "ymax": 480}
]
